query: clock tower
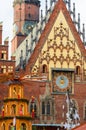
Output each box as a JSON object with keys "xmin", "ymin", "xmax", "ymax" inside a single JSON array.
[{"xmin": 12, "ymin": 0, "xmax": 40, "ymax": 53}]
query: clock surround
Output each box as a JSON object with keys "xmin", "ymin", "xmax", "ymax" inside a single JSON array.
[{"xmin": 52, "ymin": 68, "xmax": 74, "ymax": 93}]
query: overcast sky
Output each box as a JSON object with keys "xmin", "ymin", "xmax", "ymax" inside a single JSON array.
[{"xmin": 0, "ymin": 0, "xmax": 86, "ymax": 45}]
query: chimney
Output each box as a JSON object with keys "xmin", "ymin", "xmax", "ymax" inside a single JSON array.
[
  {"xmin": 4, "ymin": 37, "xmax": 9, "ymax": 46},
  {"xmin": 0, "ymin": 22, "xmax": 3, "ymax": 45},
  {"xmin": 11, "ymin": 56, "xmax": 15, "ymax": 61}
]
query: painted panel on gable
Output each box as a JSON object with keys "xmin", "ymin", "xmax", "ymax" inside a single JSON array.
[{"xmin": 32, "ymin": 10, "xmax": 85, "ymax": 80}]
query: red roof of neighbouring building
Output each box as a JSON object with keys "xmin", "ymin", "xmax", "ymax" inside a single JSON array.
[{"xmin": 73, "ymin": 124, "xmax": 86, "ymax": 130}]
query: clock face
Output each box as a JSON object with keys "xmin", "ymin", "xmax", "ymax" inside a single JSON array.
[
  {"xmin": 22, "ymin": 21, "xmax": 35, "ymax": 35},
  {"xmin": 52, "ymin": 70, "xmax": 74, "ymax": 93},
  {"xmin": 56, "ymin": 75, "xmax": 69, "ymax": 89}
]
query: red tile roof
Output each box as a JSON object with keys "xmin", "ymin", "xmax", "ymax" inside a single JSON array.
[{"xmin": 73, "ymin": 123, "xmax": 86, "ymax": 130}]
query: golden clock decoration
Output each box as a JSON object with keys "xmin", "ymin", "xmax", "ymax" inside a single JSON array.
[{"xmin": 52, "ymin": 70, "xmax": 73, "ymax": 93}]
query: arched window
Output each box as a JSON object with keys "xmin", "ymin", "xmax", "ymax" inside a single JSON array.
[
  {"xmin": 20, "ymin": 123, "xmax": 26, "ymax": 130},
  {"xmin": 18, "ymin": 87, "xmax": 21, "ymax": 99},
  {"xmin": 13, "ymin": 87, "xmax": 17, "ymax": 98},
  {"xmin": 19, "ymin": 105, "xmax": 24, "ymax": 115},
  {"xmin": 11, "ymin": 104, "xmax": 16, "ymax": 115},
  {"xmin": 30, "ymin": 103, "xmax": 33, "ymax": 113},
  {"xmin": 42, "ymin": 64, "xmax": 47, "ymax": 73},
  {"xmin": 41, "ymin": 99, "xmax": 56, "ymax": 122},
  {"xmin": 34, "ymin": 103, "xmax": 37, "ymax": 117},
  {"xmin": 47, "ymin": 101, "xmax": 50, "ymax": 115},
  {"xmin": 2, "ymin": 123, "xmax": 5, "ymax": 130},
  {"xmin": 30, "ymin": 99, "xmax": 37, "ymax": 118},
  {"xmin": 28, "ymin": 13, "xmax": 31, "ymax": 18},
  {"xmin": 42, "ymin": 102, "xmax": 45, "ymax": 114},
  {"xmin": 6, "ymin": 105, "xmax": 8, "ymax": 114},
  {"xmin": 9, "ymin": 123, "xmax": 15, "ymax": 130},
  {"xmin": 84, "ymin": 104, "xmax": 86, "ymax": 119},
  {"xmin": 76, "ymin": 66, "xmax": 80, "ymax": 75}
]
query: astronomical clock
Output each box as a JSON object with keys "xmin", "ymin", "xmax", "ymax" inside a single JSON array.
[
  {"xmin": 52, "ymin": 69, "xmax": 74, "ymax": 94},
  {"xmin": 22, "ymin": 21, "xmax": 36, "ymax": 35}
]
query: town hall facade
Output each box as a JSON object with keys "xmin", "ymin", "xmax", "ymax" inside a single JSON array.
[{"xmin": 0, "ymin": 0, "xmax": 86, "ymax": 130}]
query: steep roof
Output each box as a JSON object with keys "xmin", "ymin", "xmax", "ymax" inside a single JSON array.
[{"xmin": 25, "ymin": 0, "xmax": 86, "ymax": 74}]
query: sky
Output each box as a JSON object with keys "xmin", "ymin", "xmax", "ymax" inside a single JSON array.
[{"xmin": 0, "ymin": 0, "xmax": 86, "ymax": 48}]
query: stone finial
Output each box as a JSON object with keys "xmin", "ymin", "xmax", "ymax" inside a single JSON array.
[
  {"xmin": 41, "ymin": 9, "xmax": 43, "ymax": 22},
  {"xmin": 20, "ymin": 50, "xmax": 23, "ymax": 69},
  {"xmin": 82, "ymin": 24, "xmax": 85, "ymax": 43},
  {"xmin": 45, "ymin": 0, "xmax": 48, "ymax": 14},
  {"xmin": 68, "ymin": 0, "xmax": 71, "ymax": 13},
  {"xmin": 78, "ymin": 13, "xmax": 80, "ymax": 33},
  {"xmin": 73, "ymin": 3, "xmax": 75, "ymax": 22},
  {"xmin": 26, "ymin": 40, "xmax": 28, "ymax": 57},
  {"xmin": 50, "ymin": 0, "xmax": 53, "ymax": 7}
]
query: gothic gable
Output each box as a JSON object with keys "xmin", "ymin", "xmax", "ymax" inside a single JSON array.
[{"xmin": 26, "ymin": 0, "xmax": 86, "ymax": 81}]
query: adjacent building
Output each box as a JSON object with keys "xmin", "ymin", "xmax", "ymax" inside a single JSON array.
[{"xmin": 0, "ymin": 22, "xmax": 15, "ymax": 74}]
